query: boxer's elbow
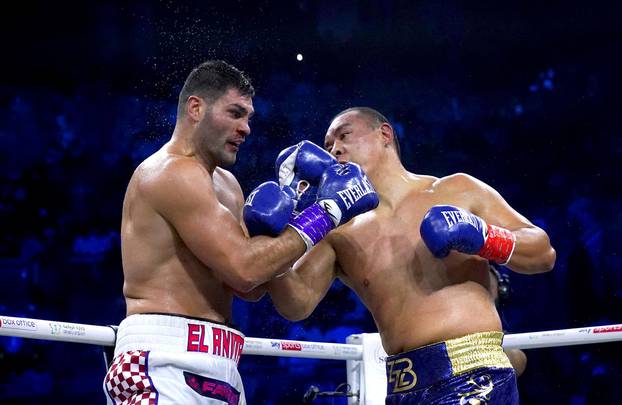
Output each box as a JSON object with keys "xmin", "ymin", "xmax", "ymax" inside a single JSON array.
[
  {"xmin": 515, "ymin": 230, "xmax": 556, "ymax": 274},
  {"xmin": 271, "ymin": 289, "xmax": 314, "ymax": 321},
  {"xmin": 541, "ymin": 247, "xmax": 556, "ymax": 272},
  {"xmin": 530, "ymin": 245, "xmax": 556, "ymax": 274},
  {"xmin": 280, "ymin": 312, "xmax": 309, "ymax": 322},
  {"xmin": 226, "ymin": 260, "xmax": 263, "ymax": 293},
  {"xmin": 537, "ymin": 231, "xmax": 556, "ymax": 272},
  {"xmin": 236, "ymin": 286, "xmax": 267, "ymax": 302},
  {"xmin": 233, "ymin": 263, "xmax": 282, "ymax": 293},
  {"xmin": 228, "ymin": 275, "xmax": 257, "ymax": 294},
  {"xmin": 516, "ymin": 247, "xmax": 556, "ymax": 275},
  {"xmin": 505, "ymin": 348, "xmax": 527, "ymax": 377},
  {"xmin": 290, "ymin": 298, "xmax": 317, "ymax": 321},
  {"xmin": 276, "ymin": 302, "xmax": 313, "ymax": 321}
]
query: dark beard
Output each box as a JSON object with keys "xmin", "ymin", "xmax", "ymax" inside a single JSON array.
[{"xmin": 194, "ymin": 114, "xmax": 236, "ymax": 168}]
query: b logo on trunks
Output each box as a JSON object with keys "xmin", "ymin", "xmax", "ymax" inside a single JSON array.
[
  {"xmin": 386, "ymin": 358, "xmax": 417, "ymax": 393},
  {"xmin": 183, "ymin": 371, "xmax": 240, "ymax": 405}
]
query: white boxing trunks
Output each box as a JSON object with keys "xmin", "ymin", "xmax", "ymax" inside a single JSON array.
[{"xmin": 103, "ymin": 313, "xmax": 246, "ymax": 405}]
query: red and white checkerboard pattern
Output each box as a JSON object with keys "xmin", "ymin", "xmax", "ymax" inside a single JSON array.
[{"xmin": 105, "ymin": 350, "xmax": 157, "ymax": 405}]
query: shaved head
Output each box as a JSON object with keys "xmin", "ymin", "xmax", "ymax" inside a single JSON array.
[{"xmin": 332, "ymin": 107, "xmax": 401, "ymax": 159}]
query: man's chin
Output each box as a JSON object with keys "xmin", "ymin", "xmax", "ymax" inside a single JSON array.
[{"xmin": 219, "ymin": 154, "xmax": 237, "ymax": 167}]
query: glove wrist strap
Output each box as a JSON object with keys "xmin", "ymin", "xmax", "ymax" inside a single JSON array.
[
  {"xmin": 477, "ymin": 224, "xmax": 516, "ymax": 265},
  {"xmin": 288, "ymin": 203, "xmax": 336, "ymax": 252}
]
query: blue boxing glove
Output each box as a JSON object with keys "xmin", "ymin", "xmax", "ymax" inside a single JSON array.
[
  {"xmin": 243, "ymin": 181, "xmax": 295, "ymax": 237},
  {"xmin": 275, "ymin": 141, "xmax": 337, "ymax": 214},
  {"xmin": 420, "ymin": 205, "xmax": 516, "ymax": 264},
  {"xmin": 289, "ymin": 162, "xmax": 379, "ymax": 251}
]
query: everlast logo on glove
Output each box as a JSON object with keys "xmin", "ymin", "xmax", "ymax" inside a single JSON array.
[
  {"xmin": 336, "ymin": 178, "xmax": 375, "ymax": 210},
  {"xmin": 440, "ymin": 209, "xmax": 481, "ymax": 229},
  {"xmin": 288, "ymin": 160, "xmax": 379, "ymax": 250},
  {"xmin": 244, "ymin": 189, "xmax": 259, "ymax": 207}
]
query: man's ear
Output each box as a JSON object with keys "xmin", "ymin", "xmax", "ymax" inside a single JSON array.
[
  {"xmin": 380, "ymin": 122, "xmax": 394, "ymax": 147},
  {"xmin": 185, "ymin": 95, "xmax": 204, "ymax": 122}
]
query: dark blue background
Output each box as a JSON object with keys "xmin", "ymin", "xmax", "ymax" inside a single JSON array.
[{"xmin": 1, "ymin": 1, "xmax": 621, "ymax": 403}]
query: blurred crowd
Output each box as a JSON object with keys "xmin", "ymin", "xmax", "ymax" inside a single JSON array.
[{"xmin": 1, "ymin": 58, "xmax": 621, "ymax": 403}]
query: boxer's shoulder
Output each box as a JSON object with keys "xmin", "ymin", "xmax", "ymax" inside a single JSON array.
[
  {"xmin": 408, "ymin": 173, "xmax": 438, "ymax": 190},
  {"xmin": 214, "ymin": 167, "xmax": 244, "ymax": 208},
  {"xmin": 214, "ymin": 167, "xmax": 241, "ymax": 190},
  {"xmin": 135, "ymin": 155, "xmax": 216, "ymax": 209},
  {"xmin": 214, "ymin": 166, "xmax": 236, "ymax": 180},
  {"xmin": 153, "ymin": 155, "xmax": 210, "ymax": 186},
  {"xmin": 429, "ymin": 172, "xmax": 482, "ymax": 194},
  {"xmin": 417, "ymin": 173, "xmax": 494, "ymax": 215}
]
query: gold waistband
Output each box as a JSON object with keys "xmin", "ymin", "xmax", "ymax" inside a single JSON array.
[{"xmin": 445, "ymin": 331, "xmax": 512, "ymax": 376}]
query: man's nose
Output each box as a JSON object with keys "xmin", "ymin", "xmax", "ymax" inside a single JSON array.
[
  {"xmin": 330, "ymin": 141, "xmax": 343, "ymax": 157},
  {"xmin": 238, "ymin": 121, "xmax": 251, "ymax": 137}
]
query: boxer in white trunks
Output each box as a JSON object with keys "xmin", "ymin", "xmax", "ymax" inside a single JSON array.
[{"xmin": 103, "ymin": 61, "xmax": 378, "ymax": 404}]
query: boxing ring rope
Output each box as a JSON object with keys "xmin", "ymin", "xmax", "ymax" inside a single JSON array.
[
  {"xmin": 0, "ymin": 315, "xmax": 362, "ymax": 360},
  {"xmin": 2, "ymin": 315, "xmax": 622, "ymax": 404},
  {"xmin": 1, "ymin": 315, "xmax": 621, "ymax": 357}
]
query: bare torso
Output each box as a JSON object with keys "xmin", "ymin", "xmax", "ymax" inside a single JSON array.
[
  {"xmin": 121, "ymin": 148, "xmax": 243, "ymax": 323},
  {"xmin": 330, "ymin": 173, "xmax": 501, "ymax": 354}
]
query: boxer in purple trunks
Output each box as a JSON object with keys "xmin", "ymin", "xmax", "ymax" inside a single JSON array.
[{"xmin": 251, "ymin": 107, "xmax": 555, "ymax": 404}]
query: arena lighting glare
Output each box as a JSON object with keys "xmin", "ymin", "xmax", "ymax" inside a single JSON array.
[{"xmin": 297, "ymin": 53, "xmax": 303, "ymax": 61}]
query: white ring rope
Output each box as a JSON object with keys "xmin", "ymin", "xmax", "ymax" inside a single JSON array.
[
  {"xmin": 0, "ymin": 315, "xmax": 361, "ymax": 360},
  {"xmin": 0, "ymin": 315, "xmax": 620, "ymax": 360},
  {"xmin": 502, "ymin": 324, "xmax": 622, "ymax": 350}
]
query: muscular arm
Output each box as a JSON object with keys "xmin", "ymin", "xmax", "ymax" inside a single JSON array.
[
  {"xmin": 267, "ymin": 240, "xmax": 338, "ymax": 321},
  {"xmin": 450, "ymin": 173, "xmax": 556, "ymax": 274},
  {"xmin": 232, "ymin": 190, "xmax": 268, "ymax": 302},
  {"xmin": 145, "ymin": 159, "xmax": 306, "ymax": 292}
]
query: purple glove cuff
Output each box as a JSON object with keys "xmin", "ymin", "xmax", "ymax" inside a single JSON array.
[{"xmin": 288, "ymin": 202, "xmax": 335, "ymax": 250}]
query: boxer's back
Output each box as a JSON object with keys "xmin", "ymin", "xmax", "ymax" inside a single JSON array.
[
  {"xmin": 333, "ymin": 173, "xmax": 502, "ymax": 354},
  {"xmin": 121, "ymin": 147, "xmax": 240, "ymax": 323}
]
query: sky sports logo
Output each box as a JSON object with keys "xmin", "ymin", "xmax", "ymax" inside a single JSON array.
[
  {"xmin": 0, "ymin": 317, "xmax": 37, "ymax": 331},
  {"xmin": 593, "ymin": 325, "xmax": 622, "ymax": 334},
  {"xmin": 281, "ymin": 342, "xmax": 302, "ymax": 351}
]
